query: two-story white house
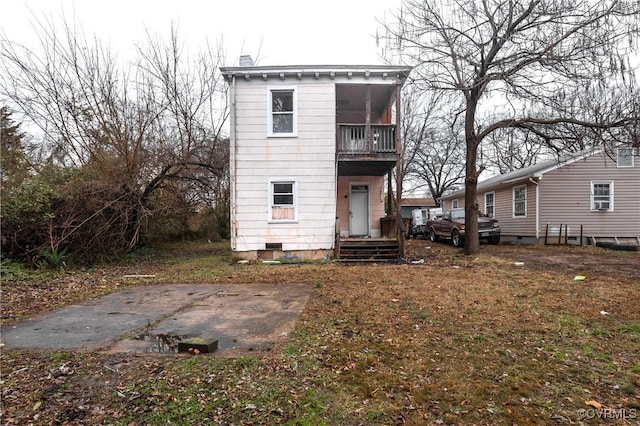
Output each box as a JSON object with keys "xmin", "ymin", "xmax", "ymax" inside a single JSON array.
[{"xmin": 221, "ymin": 59, "xmax": 412, "ymax": 260}]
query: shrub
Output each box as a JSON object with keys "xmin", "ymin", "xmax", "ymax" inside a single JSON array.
[{"xmin": 37, "ymin": 247, "xmax": 69, "ymax": 270}]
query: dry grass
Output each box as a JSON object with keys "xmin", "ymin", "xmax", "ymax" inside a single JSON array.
[{"xmin": 1, "ymin": 240, "xmax": 639, "ymax": 425}]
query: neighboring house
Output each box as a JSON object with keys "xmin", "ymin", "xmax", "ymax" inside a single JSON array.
[
  {"xmin": 221, "ymin": 59, "xmax": 412, "ymax": 259},
  {"xmin": 400, "ymin": 197, "xmax": 436, "ymax": 220},
  {"xmin": 439, "ymin": 147, "xmax": 640, "ymax": 245}
]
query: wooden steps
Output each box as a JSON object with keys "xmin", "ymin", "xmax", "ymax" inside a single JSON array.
[{"xmin": 336, "ymin": 238, "xmax": 400, "ymax": 262}]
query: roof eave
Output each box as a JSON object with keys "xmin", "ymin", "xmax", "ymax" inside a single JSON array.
[{"xmin": 220, "ymin": 64, "xmax": 413, "ymax": 81}]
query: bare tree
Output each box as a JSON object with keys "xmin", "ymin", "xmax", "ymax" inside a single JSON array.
[
  {"xmin": 401, "ymin": 85, "xmax": 465, "ymax": 203},
  {"xmin": 138, "ymin": 27, "xmax": 229, "ymax": 206},
  {"xmin": 0, "ymin": 16, "xmax": 230, "ymax": 259},
  {"xmin": 381, "ymin": 0, "xmax": 639, "ymax": 254},
  {"xmin": 482, "ymin": 128, "xmax": 547, "ymax": 174}
]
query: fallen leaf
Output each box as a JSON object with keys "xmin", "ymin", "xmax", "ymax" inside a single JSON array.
[{"xmin": 585, "ymin": 400, "xmax": 602, "ymax": 409}]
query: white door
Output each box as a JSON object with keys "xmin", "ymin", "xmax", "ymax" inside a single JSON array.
[{"xmin": 349, "ymin": 184, "xmax": 369, "ymax": 236}]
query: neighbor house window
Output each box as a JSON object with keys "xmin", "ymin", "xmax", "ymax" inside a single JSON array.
[
  {"xmin": 269, "ymin": 179, "xmax": 297, "ymax": 221},
  {"xmin": 513, "ymin": 185, "xmax": 527, "ymax": 217},
  {"xmin": 617, "ymin": 146, "xmax": 635, "ymax": 168},
  {"xmin": 452, "ymin": 199, "xmax": 459, "ymax": 209},
  {"xmin": 268, "ymin": 88, "xmax": 297, "ymax": 137},
  {"xmin": 591, "ymin": 181, "xmax": 614, "ymax": 211},
  {"xmin": 485, "ymin": 192, "xmax": 495, "ymax": 218}
]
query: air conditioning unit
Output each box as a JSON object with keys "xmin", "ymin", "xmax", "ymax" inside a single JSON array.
[{"xmin": 594, "ymin": 201, "xmax": 609, "ymax": 210}]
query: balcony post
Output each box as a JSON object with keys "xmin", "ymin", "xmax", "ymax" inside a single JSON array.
[
  {"xmin": 365, "ymin": 85, "xmax": 371, "ymax": 152},
  {"xmin": 395, "ymin": 85, "xmax": 401, "ymax": 155},
  {"xmin": 395, "ymin": 81, "xmax": 405, "ymax": 257}
]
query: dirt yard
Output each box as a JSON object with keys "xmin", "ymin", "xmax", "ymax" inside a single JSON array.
[
  {"xmin": 405, "ymin": 237, "xmax": 639, "ymax": 280},
  {"xmin": 1, "ymin": 240, "xmax": 638, "ymax": 425}
]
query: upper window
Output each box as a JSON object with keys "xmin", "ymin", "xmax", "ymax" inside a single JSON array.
[
  {"xmin": 451, "ymin": 199, "xmax": 459, "ymax": 209},
  {"xmin": 268, "ymin": 88, "xmax": 297, "ymax": 137},
  {"xmin": 591, "ymin": 181, "xmax": 614, "ymax": 211},
  {"xmin": 484, "ymin": 192, "xmax": 495, "ymax": 218},
  {"xmin": 617, "ymin": 146, "xmax": 635, "ymax": 168},
  {"xmin": 269, "ymin": 179, "xmax": 297, "ymax": 222},
  {"xmin": 513, "ymin": 185, "xmax": 527, "ymax": 217}
]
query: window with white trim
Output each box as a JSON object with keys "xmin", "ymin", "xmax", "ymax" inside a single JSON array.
[
  {"xmin": 485, "ymin": 192, "xmax": 495, "ymax": 218},
  {"xmin": 452, "ymin": 199, "xmax": 459, "ymax": 209},
  {"xmin": 269, "ymin": 179, "xmax": 297, "ymax": 221},
  {"xmin": 268, "ymin": 88, "xmax": 297, "ymax": 137},
  {"xmin": 617, "ymin": 146, "xmax": 635, "ymax": 168},
  {"xmin": 513, "ymin": 185, "xmax": 527, "ymax": 217},
  {"xmin": 590, "ymin": 181, "xmax": 614, "ymax": 211}
]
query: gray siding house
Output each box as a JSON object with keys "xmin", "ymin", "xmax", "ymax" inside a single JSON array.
[{"xmin": 439, "ymin": 147, "xmax": 640, "ymax": 245}]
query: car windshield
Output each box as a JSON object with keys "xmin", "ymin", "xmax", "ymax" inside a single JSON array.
[{"xmin": 451, "ymin": 210, "xmax": 465, "ymax": 220}]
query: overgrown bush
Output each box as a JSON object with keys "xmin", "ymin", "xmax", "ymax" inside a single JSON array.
[
  {"xmin": 1, "ymin": 166, "xmax": 145, "ymax": 265},
  {"xmin": 2, "ymin": 166, "xmax": 230, "ymax": 265},
  {"xmin": 3, "ymin": 94, "xmax": 231, "ymax": 266},
  {"xmin": 1, "ymin": 171, "xmax": 65, "ymax": 263}
]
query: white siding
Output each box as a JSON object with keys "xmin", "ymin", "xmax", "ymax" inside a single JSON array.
[{"xmin": 232, "ymin": 78, "xmax": 337, "ymax": 252}]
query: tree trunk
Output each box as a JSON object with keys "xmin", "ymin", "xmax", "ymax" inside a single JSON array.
[{"xmin": 463, "ymin": 97, "xmax": 480, "ymax": 255}]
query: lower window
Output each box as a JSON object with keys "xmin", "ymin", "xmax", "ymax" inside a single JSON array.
[
  {"xmin": 485, "ymin": 192, "xmax": 495, "ymax": 218},
  {"xmin": 269, "ymin": 179, "xmax": 297, "ymax": 221},
  {"xmin": 513, "ymin": 185, "xmax": 527, "ymax": 217},
  {"xmin": 591, "ymin": 181, "xmax": 613, "ymax": 211}
]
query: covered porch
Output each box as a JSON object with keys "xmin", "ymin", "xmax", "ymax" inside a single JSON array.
[{"xmin": 333, "ymin": 81, "xmax": 405, "ymax": 257}]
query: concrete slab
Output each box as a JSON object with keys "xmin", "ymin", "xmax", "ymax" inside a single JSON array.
[{"xmin": 1, "ymin": 283, "xmax": 311, "ymax": 354}]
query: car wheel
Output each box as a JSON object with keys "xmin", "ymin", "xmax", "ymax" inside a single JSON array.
[
  {"xmin": 429, "ymin": 228, "xmax": 439, "ymax": 242},
  {"xmin": 451, "ymin": 229, "xmax": 463, "ymax": 247},
  {"xmin": 488, "ymin": 235, "xmax": 500, "ymax": 245}
]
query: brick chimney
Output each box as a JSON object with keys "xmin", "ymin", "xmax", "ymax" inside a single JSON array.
[{"xmin": 239, "ymin": 55, "xmax": 254, "ymax": 66}]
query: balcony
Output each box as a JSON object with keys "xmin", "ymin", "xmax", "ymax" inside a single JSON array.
[
  {"xmin": 337, "ymin": 124, "xmax": 396, "ymax": 153},
  {"xmin": 337, "ymin": 124, "xmax": 399, "ymax": 176}
]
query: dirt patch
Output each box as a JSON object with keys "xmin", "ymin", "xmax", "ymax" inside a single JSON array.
[{"xmin": 405, "ymin": 237, "xmax": 640, "ymax": 281}]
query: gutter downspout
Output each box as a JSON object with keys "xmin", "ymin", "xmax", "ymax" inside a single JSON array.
[
  {"xmin": 529, "ymin": 177, "xmax": 540, "ymax": 241},
  {"xmin": 230, "ymin": 75, "xmax": 237, "ymax": 250}
]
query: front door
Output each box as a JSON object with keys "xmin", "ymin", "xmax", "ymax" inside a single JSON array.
[{"xmin": 349, "ymin": 184, "xmax": 369, "ymax": 236}]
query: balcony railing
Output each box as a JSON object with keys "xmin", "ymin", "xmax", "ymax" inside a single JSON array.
[{"xmin": 337, "ymin": 124, "xmax": 396, "ymax": 154}]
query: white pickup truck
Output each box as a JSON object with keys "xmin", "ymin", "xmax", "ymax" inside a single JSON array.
[{"xmin": 408, "ymin": 208, "xmax": 443, "ymax": 239}]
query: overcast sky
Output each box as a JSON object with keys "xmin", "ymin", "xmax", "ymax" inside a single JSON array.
[{"xmin": 1, "ymin": 0, "xmax": 402, "ymax": 66}]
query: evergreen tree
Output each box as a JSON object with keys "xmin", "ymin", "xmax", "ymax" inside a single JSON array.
[{"xmin": 0, "ymin": 106, "xmax": 28, "ymax": 189}]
